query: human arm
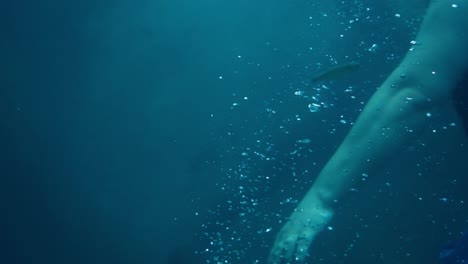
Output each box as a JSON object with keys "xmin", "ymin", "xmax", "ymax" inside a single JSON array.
[{"xmin": 269, "ymin": 1, "xmax": 468, "ymax": 263}]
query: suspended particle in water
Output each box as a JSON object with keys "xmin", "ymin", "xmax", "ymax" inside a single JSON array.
[
  {"xmin": 308, "ymin": 103, "xmax": 321, "ymax": 112},
  {"xmin": 296, "ymin": 138, "xmax": 311, "ymax": 144},
  {"xmin": 368, "ymin": 43, "xmax": 378, "ymax": 53}
]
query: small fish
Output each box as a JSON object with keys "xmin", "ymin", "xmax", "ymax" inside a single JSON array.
[{"xmin": 311, "ymin": 62, "xmax": 360, "ymax": 83}]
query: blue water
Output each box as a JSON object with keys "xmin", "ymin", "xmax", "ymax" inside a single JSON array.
[
  {"xmin": 440, "ymin": 232, "xmax": 468, "ymax": 264},
  {"xmin": 2, "ymin": 0, "xmax": 468, "ymax": 263}
]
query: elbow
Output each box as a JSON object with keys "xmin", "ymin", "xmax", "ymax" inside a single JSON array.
[{"xmin": 391, "ymin": 88, "xmax": 433, "ymax": 115}]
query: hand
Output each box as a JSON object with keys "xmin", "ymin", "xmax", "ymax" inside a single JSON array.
[{"xmin": 268, "ymin": 204, "xmax": 333, "ymax": 263}]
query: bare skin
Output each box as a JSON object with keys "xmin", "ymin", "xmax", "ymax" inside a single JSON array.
[{"xmin": 268, "ymin": 1, "xmax": 468, "ymax": 263}]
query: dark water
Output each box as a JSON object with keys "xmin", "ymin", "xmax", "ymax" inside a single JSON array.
[{"xmin": 2, "ymin": 0, "xmax": 467, "ymax": 263}]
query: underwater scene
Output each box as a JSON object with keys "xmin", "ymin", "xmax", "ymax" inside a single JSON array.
[{"xmin": 2, "ymin": 0, "xmax": 468, "ymax": 263}]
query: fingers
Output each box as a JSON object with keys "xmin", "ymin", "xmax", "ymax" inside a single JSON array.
[
  {"xmin": 269, "ymin": 205, "xmax": 332, "ymax": 263},
  {"xmin": 268, "ymin": 235, "xmax": 311, "ymax": 263},
  {"xmin": 282, "ymin": 239, "xmax": 295, "ymax": 261},
  {"xmin": 268, "ymin": 239, "xmax": 291, "ymax": 264},
  {"xmin": 268, "ymin": 239, "xmax": 292, "ymax": 264},
  {"xmin": 295, "ymin": 235, "xmax": 313, "ymax": 262}
]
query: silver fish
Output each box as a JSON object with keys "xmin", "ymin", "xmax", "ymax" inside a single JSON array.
[{"xmin": 311, "ymin": 62, "xmax": 360, "ymax": 83}]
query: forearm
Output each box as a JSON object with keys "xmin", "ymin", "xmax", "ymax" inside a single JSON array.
[
  {"xmin": 304, "ymin": 0, "xmax": 468, "ymax": 210},
  {"xmin": 300, "ymin": 80, "xmax": 432, "ymax": 210},
  {"xmin": 269, "ymin": 3, "xmax": 468, "ymax": 262}
]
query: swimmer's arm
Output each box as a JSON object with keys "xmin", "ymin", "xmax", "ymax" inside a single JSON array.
[
  {"xmin": 300, "ymin": 76, "xmax": 430, "ymax": 209},
  {"xmin": 269, "ymin": 72, "xmax": 433, "ymax": 263},
  {"xmin": 269, "ymin": 2, "xmax": 468, "ymax": 262},
  {"xmin": 303, "ymin": 0, "xmax": 468, "ymax": 210}
]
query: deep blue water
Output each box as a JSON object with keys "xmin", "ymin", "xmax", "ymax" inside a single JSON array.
[{"xmin": 2, "ymin": 0, "xmax": 467, "ymax": 263}]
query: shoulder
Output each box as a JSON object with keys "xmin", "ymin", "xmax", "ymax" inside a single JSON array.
[{"xmin": 407, "ymin": 0, "xmax": 468, "ymax": 97}]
